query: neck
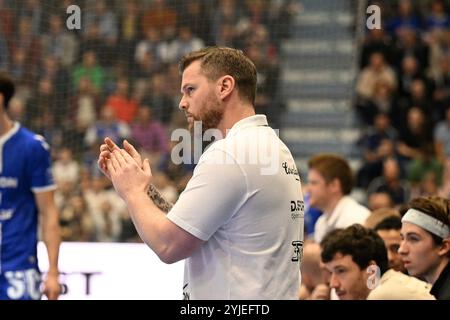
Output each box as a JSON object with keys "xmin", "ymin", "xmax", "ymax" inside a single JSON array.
[
  {"xmin": 217, "ymin": 102, "xmax": 255, "ymax": 137},
  {"xmin": 323, "ymin": 195, "xmax": 343, "ymax": 215},
  {"xmin": 0, "ymin": 112, "xmax": 14, "ymax": 137},
  {"xmin": 425, "ymin": 258, "xmax": 449, "ymax": 285}
]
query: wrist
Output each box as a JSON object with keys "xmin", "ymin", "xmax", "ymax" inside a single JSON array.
[
  {"xmin": 46, "ymin": 270, "xmax": 59, "ymax": 277},
  {"xmin": 124, "ymin": 190, "xmax": 151, "ymax": 207}
]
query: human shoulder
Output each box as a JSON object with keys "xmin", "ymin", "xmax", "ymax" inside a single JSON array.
[
  {"xmin": 17, "ymin": 126, "xmax": 49, "ymax": 148},
  {"xmin": 367, "ymin": 270, "xmax": 435, "ymax": 300},
  {"xmin": 338, "ymin": 196, "xmax": 370, "ymax": 215}
]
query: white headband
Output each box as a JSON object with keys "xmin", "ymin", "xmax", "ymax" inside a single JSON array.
[{"xmin": 402, "ymin": 208, "xmax": 450, "ymax": 239}]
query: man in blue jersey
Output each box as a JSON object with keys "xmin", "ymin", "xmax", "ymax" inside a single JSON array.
[{"xmin": 0, "ymin": 73, "xmax": 61, "ymax": 300}]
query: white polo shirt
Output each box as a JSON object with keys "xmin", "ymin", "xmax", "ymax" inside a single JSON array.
[{"xmin": 167, "ymin": 115, "xmax": 304, "ymax": 300}]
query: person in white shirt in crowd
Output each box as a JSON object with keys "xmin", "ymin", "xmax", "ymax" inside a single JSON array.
[{"xmin": 307, "ymin": 154, "xmax": 370, "ymax": 243}]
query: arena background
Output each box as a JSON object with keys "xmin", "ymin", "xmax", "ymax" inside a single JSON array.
[{"xmin": 1, "ymin": 0, "xmax": 449, "ymax": 299}]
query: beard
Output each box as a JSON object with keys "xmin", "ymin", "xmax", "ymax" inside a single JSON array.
[{"xmin": 188, "ymin": 91, "xmax": 224, "ymax": 134}]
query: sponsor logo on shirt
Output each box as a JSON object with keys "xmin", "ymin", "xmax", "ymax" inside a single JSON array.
[
  {"xmin": 290, "ymin": 200, "xmax": 305, "ymax": 220},
  {"xmin": 0, "ymin": 209, "xmax": 13, "ymax": 220},
  {"xmin": 0, "ymin": 177, "xmax": 18, "ymax": 188},
  {"xmin": 282, "ymin": 162, "xmax": 300, "ymax": 181},
  {"xmin": 291, "ymin": 240, "xmax": 304, "ymax": 262}
]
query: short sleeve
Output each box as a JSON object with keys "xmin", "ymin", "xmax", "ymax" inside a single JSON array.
[
  {"xmin": 28, "ymin": 135, "xmax": 56, "ymax": 192},
  {"xmin": 167, "ymin": 148, "xmax": 248, "ymax": 241}
]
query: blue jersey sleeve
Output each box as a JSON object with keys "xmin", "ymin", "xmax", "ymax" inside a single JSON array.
[{"xmin": 27, "ymin": 135, "xmax": 56, "ymax": 192}]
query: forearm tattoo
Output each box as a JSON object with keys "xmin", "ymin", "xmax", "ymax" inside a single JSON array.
[{"xmin": 147, "ymin": 184, "xmax": 173, "ymax": 213}]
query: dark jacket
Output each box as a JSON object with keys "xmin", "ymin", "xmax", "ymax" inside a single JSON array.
[{"xmin": 431, "ymin": 262, "xmax": 450, "ymax": 300}]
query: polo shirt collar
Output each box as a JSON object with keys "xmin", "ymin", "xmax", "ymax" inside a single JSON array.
[{"xmin": 226, "ymin": 115, "xmax": 268, "ymax": 138}]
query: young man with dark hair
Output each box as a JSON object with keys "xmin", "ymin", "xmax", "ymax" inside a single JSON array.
[
  {"xmin": 321, "ymin": 224, "xmax": 434, "ymax": 300},
  {"xmin": 374, "ymin": 215, "xmax": 407, "ymax": 273},
  {"xmin": 0, "ymin": 73, "xmax": 61, "ymax": 300}
]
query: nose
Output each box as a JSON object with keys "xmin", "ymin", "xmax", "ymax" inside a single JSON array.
[
  {"xmin": 398, "ymin": 240, "xmax": 407, "ymax": 256},
  {"xmin": 179, "ymin": 96, "xmax": 188, "ymax": 110},
  {"xmin": 329, "ymin": 273, "xmax": 340, "ymax": 289}
]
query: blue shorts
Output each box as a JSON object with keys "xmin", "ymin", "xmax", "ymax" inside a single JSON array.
[{"xmin": 0, "ymin": 268, "xmax": 42, "ymax": 300}]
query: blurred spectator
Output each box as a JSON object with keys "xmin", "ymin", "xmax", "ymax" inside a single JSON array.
[
  {"xmin": 368, "ymin": 192, "xmax": 395, "ymax": 211},
  {"xmin": 131, "ymin": 106, "xmax": 169, "ymax": 158},
  {"xmin": 41, "ymin": 14, "xmax": 78, "ymax": 68},
  {"xmin": 84, "ymin": 176, "xmax": 125, "ymax": 242},
  {"xmin": 374, "ymin": 215, "xmax": 408, "ymax": 273},
  {"xmin": 0, "ymin": 31, "xmax": 9, "ymax": 71},
  {"xmin": 0, "ymin": 0, "xmax": 14, "ymax": 44},
  {"xmin": 70, "ymin": 76, "xmax": 100, "ymax": 132},
  {"xmin": 117, "ymin": 1, "xmax": 140, "ymax": 68},
  {"xmin": 245, "ymin": 43, "xmax": 280, "ymax": 127},
  {"xmin": 141, "ymin": 73, "xmax": 175, "ymax": 124},
  {"xmin": 407, "ymin": 144, "xmax": 444, "ymax": 187},
  {"xmin": 393, "ymin": 27, "xmax": 429, "ymax": 71},
  {"xmin": 38, "ymin": 56, "xmax": 71, "ymax": 120},
  {"xmin": 141, "ymin": 0, "xmax": 177, "ymax": 37},
  {"xmin": 429, "ymin": 56, "xmax": 450, "ymax": 122},
  {"xmin": 360, "ymin": 29, "xmax": 395, "ymax": 68},
  {"xmin": 84, "ymin": 105, "xmax": 130, "ymax": 148},
  {"xmin": 386, "ymin": 0, "xmax": 422, "ymax": 37},
  {"xmin": 396, "ymin": 55, "xmax": 424, "ymax": 100},
  {"xmin": 10, "ymin": 17, "xmax": 41, "ymax": 81},
  {"xmin": 60, "ymin": 194, "xmax": 95, "ymax": 242},
  {"xmin": 72, "ymin": 51, "xmax": 105, "ymax": 95},
  {"xmin": 356, "ymin": 112, "xmax": 398, "ymax": 188},
  {"xmin": 307, "ymin": 154, "xmax": 370, "ymax": 243},
  {"xmin": 84, "ymin": 0, "xmax": 118, "ymax": 65},
  {"xmin": 426, "ymin": 0, "xmax": 449, "ymax": 32},
  {"xmin": 367, "ymin": 157, "xmax": 411, "ymax": 206},
  {"xmin": 356, "ymin": 52, "xmax": 397, "ymax": 101},
  {"xmin": 19, "ymin": 0, "xmax": 43, "ymax": 36},
  {"xmin": 358, "ymin": 81, "xmax": 397, "ymax": 125},
  {"xmin": 177, "ymin": 0, "xmax": 212, "ymax": 45},
  {"xmin": 212, "ymin": 0, "xmax": 243, "ymax": 45},
  {"xmin": 135, "ymin": 27, "xmax": 161, "ymax": 65},
  {"xmin": 397, "ymin": 107, "xmax": 433, "ymax": 161},
  {"xmin": 85, "ymin": 0, "xmax": 118, "ymax": 44},
  {"xmin": 434, "ymin": 106, "xmax": 450, "ymax": 161},
  {"xmin": 53, "ymin": 147, "xmax": 80, "ymax": 186},
  {"xmin": 105, "ymin": 78, "xmax": 138, "ymax": 124},
  {"xmin": 81, "ymin": 20, "xmax": 106, "ymax": 61}
]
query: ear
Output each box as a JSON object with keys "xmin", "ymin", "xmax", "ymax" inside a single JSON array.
[
  {"xmin": 216, "ymin": 75, "xmax": 235, "ymax": 101},
  {"xmin": 438, "ymin": 238, "xmax": 450, "ymax": 257}
]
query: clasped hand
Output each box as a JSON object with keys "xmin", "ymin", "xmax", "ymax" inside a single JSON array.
[{"xmin": 97, "ymin": 137, "xmax": 152, "ymax": 201}]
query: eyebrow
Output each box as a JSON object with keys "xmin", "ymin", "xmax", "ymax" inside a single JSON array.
[{"xmin": 401, "ymin": 232, "xmax": 421, "ymax": 238}]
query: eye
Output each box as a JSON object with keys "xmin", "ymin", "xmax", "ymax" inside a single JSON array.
[
  {"xmin": 407, "ymin": 235, "xmax": 419, "ymax": 242},
  {"xmin": 335, "ymin": 268, "xmax": 346, "ymax": 275},
  {"xmin": 186, "ymin": 86, "xmax": 194, "ymax": 95}
]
